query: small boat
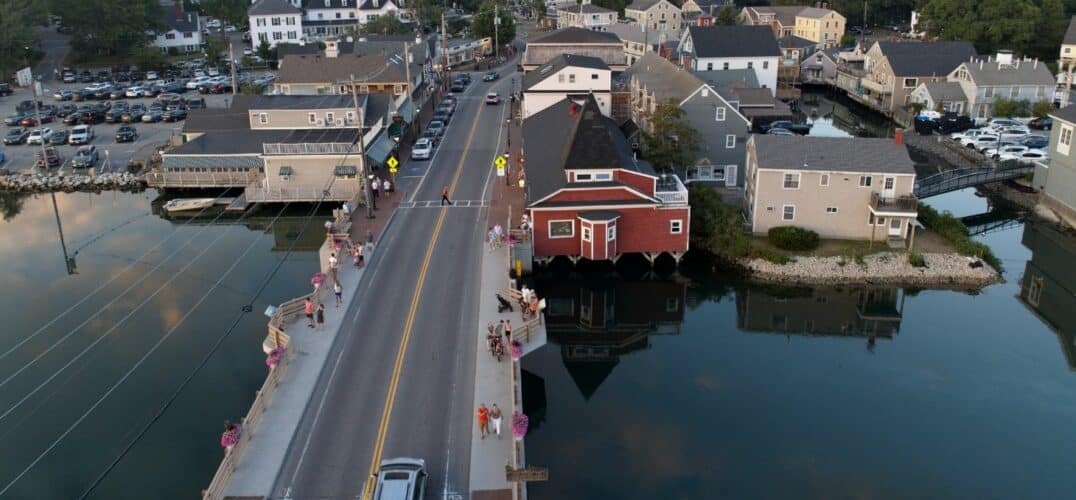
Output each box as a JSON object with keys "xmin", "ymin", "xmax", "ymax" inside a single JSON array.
[{"xmin": 164, "ymin": 198, "xmax": 216, "ymax": 213}]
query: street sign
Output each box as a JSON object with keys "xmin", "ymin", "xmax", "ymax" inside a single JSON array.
[
  {"xmin": 386, "ymin": 156, "xmax": 398, "ymax": 173},
  {"xmin": 16, "ymin": 67, "xmax": 32, "ymax": 88},
  {"xmin": 496, "ymin": 165, "xmax": 505, "ymax": 177},
  {"xmin": 505, "ymin": 466, "xmax": 548, "ymax": 482},
  {"xmin": 494, "ymin": 156, "xmax": 507, "ymax": 168}
]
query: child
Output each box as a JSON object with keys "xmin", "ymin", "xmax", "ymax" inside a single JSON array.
[
  {"xmin": 316, "ymin": 303, "xmax": 325, "ymax": 330},
  {"xmin": 334, "ymin": 280, "xmax": 343, "ymax": 307}
]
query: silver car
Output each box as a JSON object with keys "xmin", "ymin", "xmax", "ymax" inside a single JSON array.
[
  {"xmin": 372, "ymin": 457, "xmax": 426, "ymax": 500},
  {"xmin": 411, "ymin": 138, "xmax": 433, "ymax": 160}
]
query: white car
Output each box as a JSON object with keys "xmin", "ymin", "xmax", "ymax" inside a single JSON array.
[
  {"xmin": 194, "ymin": 69, "xmax": 206, "ymax": 78},
  {"xmin": 126, "ymin": 85, "xmax": 145, "ymax": 97},
  {"xmin": 83, "ymin": 82, "xmax": 109, "ymax": 93},
  {"xmin": 411, "ymin": 137, "xmax": 434, "ymax": 160},
  {"xmin": 983, "ymin": 144, "xmax": 1027, "ymax": 158},
  {"xmin": 27, "ymin": 127, "xmax": 53, "ymax": 145},
  {"xmin": 986, "ymin": 118, "xmax": 1022, "ymax": 130},
  {"xmin": 206, "ymin": 19, "xmax": 221, "ymax": 29},
  {"xmin": 996, "ymin": 126, "xmax": 1030, "ymax": 141},
  {"xmin": 186, "ymin": 76, "xmax": 210, "ymax": 89},
  {"xmin": 146, "ymin": 71, "xmax": 159, "ymax": 80},
  {"xmin": 961, "ymin": 134, "xmax": 999, "ymax": 148},
  {"xmin": 242, "ymin": 48, "xmax": 254, "ymax": 56},
  {"xmin": 207, "ymin": 67, "xmax": 221, "ymax": 77},
  {"xmin": 951, "ymin": 128, "xmax": 990, "ymax": 141},
  {"xmin": 69, "ymin": 125, "xmax": 94, "ymax": 145},
  {"xmin": 999, "ymin": 149, "xmax": 1048, "ymax": 163}
]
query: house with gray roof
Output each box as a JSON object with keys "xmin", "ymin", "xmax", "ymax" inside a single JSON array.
[
  {"xmin": 273, "ymin": 36, "xmax": 426, "ymax": 97},
  {"xmin": 801, "ymin": 47, "xmax": 841, "ymax": 85},
  {"xmin": 744, "ymin": 135, "xmax": 919, "ymax": 244},
  {"xmin": 678, "ymin": 25, "xmax": 781, "ymax": 95},
  {"xmin": 624, "ymin": 0, "xmax": 682, "ymax": 39},
  {"xmin": 523, "ymin": 54, "xmax": 611, "ymax": 118},
  {"xmin": 621, "ymin": 52, "xmax": 750, "ymax": 187},
  {"xmin": 153, "ymin": 5, "xmax": 202, "ymax": 53},
  {"xmin": 523, "ymin": 27, "xmax": 626, "ymax": 71},
  {"xmin": 1033, "ymin": 104, "xmax": 1076, "ymax": 228},
  {"xmin": 945, "ymin": 51, "xmax": 1055, "ymax": 120},
  {"xmin": 909, "ymin": 81, "xmax": 968, "ymax": 114},
  {"xmin": 556, "ymin": 3, "xmax": 616, "ymax": 31}
]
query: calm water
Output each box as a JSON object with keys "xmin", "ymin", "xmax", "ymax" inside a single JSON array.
[
  {"xmin": 0, "ymin": 190, "xmax": 322, "ymax": 499},
  {"xmin": 523, "ymin": 186, "xmax": 1076, "ymax": 498}
]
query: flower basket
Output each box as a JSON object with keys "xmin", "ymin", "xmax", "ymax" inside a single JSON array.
[
  {"xmin": 266, "ymin": 347, "xmax": 284, "ymax": 368},
  {"xmin": 511, "ymin": 411, "xmax": 529, "ymax": 440},
  {"xmin": 510, "ymin": 341, "xmax": 522, "ymax": 360},
  {"xmin": 221, "ymin": 422, "xmax": 242, "ymax": 450},
  {"xmin": 311, "ymin": 272, "xmax": 326, "ymax": 287}
]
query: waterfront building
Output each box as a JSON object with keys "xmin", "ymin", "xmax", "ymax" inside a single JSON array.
[
  {"xmin": 1018, "ymin": 223, "xmax": 1076, "ymax": 370},
  {"xmin": 918, "ymin": 51, "xmax": 1054, "ymax": 121},
  {"xmin": 273, "ymin": 36, "xmax": 427, "ymax": 96},
  {"xmin": 737, "ymin": 287, "xmax": 904, "ymax": 341},
  {"xmin": 523, "ymin": 27, "xmax": 626, "ymax": 72},
  {"xmin": 744, "ymin": 134, "xmax": 918, "ymax": 245},
  {"xmin": 522, "ymin": 95, "xmax": 690, "ymax": 265},
  {"xmin": 1055, "ymin": 17, "xmax": 1076, "ymax": 107},
  {"xmin": 677, "ymin": 25, "xmax": 781, "ymax": 96},
  {"xmin": 1033, "ymin": 104, "xmax": 1076, "ymax": 227},
  {"xmin": 522, "ymin": 54, "xmax": 612, "ymax": 119},
  {"xmin": 800, "ymin": 47, "xmax": 841, "ymax": 86}
]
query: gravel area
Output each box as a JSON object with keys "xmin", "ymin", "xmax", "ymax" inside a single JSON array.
[{"xmin": 743, "ymin": 252, "xmax": 1001, "ymax": 288}]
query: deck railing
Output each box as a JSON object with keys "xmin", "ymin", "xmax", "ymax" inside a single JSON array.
[
  {"xmin": 869, "ymin": 192, "xmax": 919, "ymax": 213},
  {"xmin": 144, "ymin": 170, "xmax": 261, "ymax": 187},
  {"xmin": 246, "ymin": 184, "xmax": 360, "ymax": 202},
  {"xmin": 263, "ymin": 142, "xmax": 357, "ymax": 155},
  {"xmin": 654, "ymin": 174, "xmax": 689, "ymax": 205}
]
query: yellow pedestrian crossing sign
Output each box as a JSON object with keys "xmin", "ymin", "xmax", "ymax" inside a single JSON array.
[
  {"xmin": 387, "ymin": 156, "xmax": 398, "ymax": 173},
  {"xmin": 494, "ymin": 155, "xmax": 507, "ymax": 176}
]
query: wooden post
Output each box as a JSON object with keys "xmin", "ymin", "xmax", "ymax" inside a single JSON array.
[
  {"xmin": 869, "ymin": 215, "xmax": 876, "ymax": 249},
  {"xmin": 908, "ymin": 220, "xmax": 916, "ymax": 251}
]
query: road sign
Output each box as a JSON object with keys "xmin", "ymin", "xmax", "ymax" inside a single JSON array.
[
  {"xmin": 386, "ymin": 156, "xmax": 398, "ymax": 173},
  {"xmin": 15, "ymin": 67, "xmax": 32, "ymax": 87},
  {"xmin": 494, "ymin": 156, "xmax": 507, "ymax": 168},
  {"xmin": 505, "ymin": 466, "xmax": 548, "ymax": 482}
]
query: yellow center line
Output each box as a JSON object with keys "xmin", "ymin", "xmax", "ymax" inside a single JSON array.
[{"xmin": 362, "ymin": 99, "xmax": 487, "ymax": 500}]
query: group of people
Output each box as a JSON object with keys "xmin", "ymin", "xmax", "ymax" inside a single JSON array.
[
  {"xmin": 476, "ymin": 403, "xmax": 503, "ymax": 439},
  {"xmin": 486, "ymin": 224, "xmax": 505, "ymax": 251},
  {"xmin": 369, "ymin": 177, "xmax": 393, "ymax": 199},
  {"xmin": 518, "ymin": 286, "xmax": 543, "ymax": 322},
  {"xmin": 486, "ymin": 319, "xmax": 513, "ymax": 362}
]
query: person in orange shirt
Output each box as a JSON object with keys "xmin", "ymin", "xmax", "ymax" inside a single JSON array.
[{"xmin": 476, "ymin": 404, "xmax": 490, "ymax": 439}]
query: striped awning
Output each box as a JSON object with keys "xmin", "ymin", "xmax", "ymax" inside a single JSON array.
[
  {"xmin": 278, "ymin": 166, "xmax": 293, "ymax": 175},
  {"xmin": 334, "ymin": 165, "xmax": 357, "ymax": 176}
]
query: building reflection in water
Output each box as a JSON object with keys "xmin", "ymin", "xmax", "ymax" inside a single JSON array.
[
  {"xmin": 1018, "ymin": 223, "xmax": 1076, "ymax": 370},
  {"xmin": 532, "ymin": 274, "xmax": 686, "ymax": 399},
  {"xmin": 736, "ymin": 286, "xmax": 905, "ymax": 351},
  {"xmin": 152, "ymin": 196, "xmax": 329, "ymax": 252}
]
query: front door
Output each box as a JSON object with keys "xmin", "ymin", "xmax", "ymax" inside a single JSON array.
[
  {"xmin": 725, "ymin": 165, "xmax": 737, "ymax": 187},
  {"xmin": 882, "ymin": 176, "xmax": 896, "ymax": 198},
  {"xmin": 888, "ymin": 217, "xmax": 904, "ymax": 237}
]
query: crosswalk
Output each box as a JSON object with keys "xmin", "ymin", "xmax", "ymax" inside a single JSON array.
[{"xmin": 398, "ymin": 199, "xmax": 489, "ymax": 209}]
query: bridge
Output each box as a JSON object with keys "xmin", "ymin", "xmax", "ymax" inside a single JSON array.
[
  {"xmin": 961, "ymin": 210, "xmax": 1024, "ymax": 236},
  {"xmin": 914, "ymin": 165, "xmax": 1034, "ymax": 198}
]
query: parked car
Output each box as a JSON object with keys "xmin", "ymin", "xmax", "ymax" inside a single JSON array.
[
  {"xmin": 47, "ymin": 130, "xmax": 68, "ymax": 145},
  {"xmin": 55, "ymin": 104, "xmax": 78, "ymax": 118},
  {"xmin": 3, "ymin": 128, "xmax": 30, "ymax": 145},
  {"xmin": 34, "ymin": 147, "xmax": 62, "ymax": 168},
  {"xmin": 995, "ymin": 125, "xmax": 1031, "ymax": 141},
  {"xmin": 985, "ymin": 118, "xmax": 1022, "ymax": 130},
  {"xmin": 484, "ymin": 92, "xmax": 501, "ymax": 105},
  {"xmin": 27, "ymin": 128, "xmax": 53, "ymax": 145},
  {"xmin": 4, "ymin": 112, "xmax": 27, "ymax": 126},
  {"xmin": 141, "ymin": 86, "xmax": 161, "ymax": 98},
  {"xmin": 122, "ymin": 105, "xmax": 146, "ymax": 123},
  {"xmin": 20, "ymin": 112, "xmax": 54, "ymax": 127},
  {"xmin": 935, "ymin": 115, "xmax": 975, "ymax": 135},
  {"xmin": 115, "ymin": 125, "xmax": 138, "ymax": 143},
  {"xmin": 437, "ymin": 101, "xmax": 455, "ymax": 116},
  {"xmin": 126, "ymin": 85, "xmax": 146, "ymax": 98},
  {"xmin": 78, "ymin": 71, "xmax": 94, "ymax": 83},
  {"xmin": 952, "ymin": 128, "xmax": 992, "ymax": 141},
  {"xmin": 105, "ymin": 105, "xmax": 129, "ymax": 123},
  {"xmin": 976, "ymin": 139, "xmax": 1017, "ymax": 153},
  {"xmin": 411, "ymin": 137, "xmax": 434, "ymax": 160},
  {"xmin": 162, "ymin": 108, "xmax": 188, "ymax": 122},
  {"xmin": 141, "ymin": 109, "xmax": 164, "ymax": 123},
  {"xmin": 71, "ymin": 145, "xmax": 99, "ymax": 168},
  {"xmin": 426, "ymin": 120, "xmax": 445, "ymax": 136},
  {"xmin": 420, "ymin": 129, "xmax": 439, "ymax": 145},
  {"xmin": 186, "ymin": 97, "xmax": 206, "ymax": 109},
  {"xmin": 53, "ymin": 90, "xmax": 73, "ymax": 101},
  {"xmin": 63, "ymin": 72, "xmax": 77, "ymax": 83},
  {"xmin": 186, "ymin": 76, "xmax": 210, "ymax": 90},
  {"xmin": 766, "ymin": 127, "xmax": 796, "ymax": 136},
  {"xmin": 145, "ymin": 70, "xmax": 159, "ymax": 80},
  {"xmin": 459, "ymin": 73, "xmax": 472, "ymax": 84},
  {"xmin": 450, "ymin": 81, "xmax": 466, "ymax": 93},
  {"xmin": 962, "ymin": 134, "xmax": 1000, "ymax": 149},
  {"xmin": 0, "ymin": 83, "xmax": 11, "ymax": 96},
  {"xmin": 109, "ymin": 86, "xmax": 128, "ymax": 99},
  {"xmin": 999, "ymin": 149, "xmax": 1048, "ymax": 164},
  {"xmin": 1022, "ymin": 135, "xmax": 1049, "ymax": 149},
  {"xmin": 63, "ymin": 112, "xmax": 84, "ymax": 125},
  {"xmin": 1028, "ymin": 116, "xmax": 1053, "ymax": 130},
  {"xmin": 432, "ymin": 110, "xmax": 451, "ymax": 124},
  {"xmin": 983, "ymin": 144, "xmax": 1027, "ymax": 159},
  {"xmin": 69, "ymin": 125, "xmax": 94, "ymax": 145},
  {"xmin": 483, "ymin": 71, "xmax": 499, "ymax": 82},
  {"xmin": 16, "ymin": 100, "xmax": 41, "ymax": 113},
  {"xmin": 762, "ymin": 120, "xmax": 811, "ymax": 135},
  {"xmin": 371, "ymin": 458, "xmax": 426, "ymax": 500}
]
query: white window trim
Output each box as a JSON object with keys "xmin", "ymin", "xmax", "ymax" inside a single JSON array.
[
  {"xmin": 582, "ymin": 226, "xmax": 592, "ymax": 242},
  {"xmin": 607, "ymin": 225, "xmax": 616, "ymax": 241},
  {"xmin": 715, "ymin": 107, "xmax": 725, "ymax": 121},
  {"xmin": 725, "ymin": 134, "xmax": 736, "ymax": 148},
  {"xmin": 308, "ymin": 112, "xmax": 317, "ymax": 124},
  {"xmin": 782, "ymin": 204, "xmax": 795, "ymax": 221},
  {"xmin": 258, "ymin": 113, "xmax": 268, "ymax": 124},
  {"xmin": 782, "ymin": 172, "xmax": 801, "ymax": 190},
  {"xmin": 548, "ymin": 219, "xmax": 575, "ymax": 239},
  {"xmin": 1059, "ymin": 125, "xmax": 1073, "ymax": 156},
  {"xmin": 820, "ymin": 173, "xmax": 829, "ymax": 186},
  {"xmin": 670, "ymin": 219, "xmax": 683, "ymax": 234},
  {"xmin": 594, "ymin": 172, "xmax": 613, "ymax": 181},
  {"xmin": 859, "ymin": 175, "xmax": 873, "ymax": 187}
]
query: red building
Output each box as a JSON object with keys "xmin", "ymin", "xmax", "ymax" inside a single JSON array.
[{"xmin": 522, "ymin": 95, "xmax": 690, "ymax": 266}]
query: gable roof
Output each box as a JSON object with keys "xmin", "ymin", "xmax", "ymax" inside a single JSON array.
[
  {"xmin": 357, "ymin": 0, "xmax": 403, "ymax": 10},
  {"xmin": 960, "ymin": 56, "xmax": 1055, "ymax": 87},
  {"xmin": 523, "ymin": 54, "xmax": 609, "ymax": 91},
  {"xmin": 558, "ymin": 3, "xmax": 614, "ymax": 14},
  {"xmin": 692, "ymin": 68, "xmax": 759, "ymax": 88},
  {"xmin": 604, "ymin": 23, "xmax": 652, "ymax": 45},
  {"xmin": 687, "ymin": 25, "xmax": 780, "ymax": 59},
  {"xmin": 1065, "ymin": 16, "xmax": 1076, "ymax": 45},
  {"xmin": 622, "ymin": 52, "xmax": 704, "ymax": 102},
  {"xmin": 1051, "ymin": 104, "xmax": 1076, "ymax": 125},
  {"xmin": 250, "ymin": 94, "xmax": 358, "ymax": 110},
  {"xmin": 752, "ymin": 135, "xmax": 915, "ymax": 175},
  {"xmin": 920, "ymin": 81, "xmax": 967, "ymax": 102},
  {"xmin": 249, "ymin": 0, "xmax": 302, "ymax": 16},
  {"xmin": 876, "ymin": 41, "xmax": 977, "ymax": 77},
  {"xmin": 528, "ymin": 27, "xmax": 622, "ymax": 45},
  {"xmin": 523, "ymin": 95, "xmax": 657, "ymax": 204},
  {"xmin": 163, "ymin": 9, "xmax": 199, "ymax": 33},
  {"xmin": 626, "ymin": 0, "xmax": 664, "ymax": 11},
  {"xmin": 277, "ymin": 52, "xmax": 408, "ymax": 84},
  {"xmin": 744, "ymin": 5, "xmax": 803, "ymax": 26},
  {"xmin": 797, "ymin": 6, "xmax": 837, "ymax": 19},
  {"xmin": 779, "ymin": 35, "xmax": 818, "ymax": 50}
]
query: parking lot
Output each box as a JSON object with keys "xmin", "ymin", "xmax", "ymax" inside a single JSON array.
[{"xmin": 0, "ymin": 79, "xmax": 247, "ymax": 174}]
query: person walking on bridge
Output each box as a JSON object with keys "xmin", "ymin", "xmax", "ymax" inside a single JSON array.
[
  {"xmin": 477, "ymin": 404, "xmax": 490, "ymax": 439},
  {"xmin": 304, "ymin": 298, "xmax": 315, "ymax": 328},
  {"xmin": 441, "ymin": 186, "xmax": 452, "ymax": 206}
]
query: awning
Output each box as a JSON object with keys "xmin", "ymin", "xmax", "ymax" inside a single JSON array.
[
  {"xmin": 334, "ymin": 165, "xmax": 357, "ymax": 176},
  {"xmin": 278, "ymin": 165, "xmax": 293, "ymax": 175},
  {"xmin": 366, "ymin": 132, "xmax": 395, "ymax": 165}
]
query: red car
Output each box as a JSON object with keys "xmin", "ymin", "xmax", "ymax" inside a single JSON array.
[{"xmin": 20, "ymin": 112, "xmax": 54, "ymax": 127}]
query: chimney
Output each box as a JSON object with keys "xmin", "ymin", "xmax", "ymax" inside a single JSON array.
[
  {"xmin": 325, "ymin": 36, "xmax": 339, "ymax": 58},
  {"xmin": 894, "ymin": 128, "xmax": 904, "ymax": 145},
  {"xmin": 996, "ymin": 49, "xmax": 1013, "ymax": 67}
]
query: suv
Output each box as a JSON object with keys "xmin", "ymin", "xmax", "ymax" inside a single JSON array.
[
  {"xmin": 71, "ymin": 145, "xmax": 99, "ymax": 168},
  {"xmin": 372, "ymin": 458, "xmax": 426, "ymax": 500},
  {"xmin": 69, "ymin": 125, "xmax": 94, "ymax": 145},
  {"xmin": 35, "ymin": 147, "xmax": 62, "ymax": 168},
  {"xmin": 426, "ymin": 120, "xmax": 445, "ymax": 136},
  {"xmin": 411, "ymin": 137, "xmax": 433, "ymax": 160}
]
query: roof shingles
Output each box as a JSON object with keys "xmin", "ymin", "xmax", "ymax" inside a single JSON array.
[
  {"xmin": 687, "ymin": 25, "xmax": 780, "ymax": 59},
  {"xmin": 752, "ymin": 135, "xmax": 915, "ymax": 175}
]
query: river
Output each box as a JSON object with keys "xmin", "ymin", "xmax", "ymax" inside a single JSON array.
[{"xmin": 0, "ymin": 190, "xmax": 323, "ymax": 498}]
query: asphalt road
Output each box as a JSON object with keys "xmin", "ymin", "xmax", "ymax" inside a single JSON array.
[{"xmin": 271, "ymin": 74, "xmax": 515, "ymax": 499}]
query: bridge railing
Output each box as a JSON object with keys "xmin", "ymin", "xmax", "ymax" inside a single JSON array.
[{"xmin": 915, "ymin": 165, "xmax": 1033, "ymax": 198}]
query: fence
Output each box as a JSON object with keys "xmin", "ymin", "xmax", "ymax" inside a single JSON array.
[
  {"xmin": 246, "ymin": 185, "xmax": 360, "ymax": 203},
  {"xmin": 144, "ymin": 170, "xmax": 260, "ymax": 187}
]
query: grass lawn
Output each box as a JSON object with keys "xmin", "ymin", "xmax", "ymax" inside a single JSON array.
[{"xmin": 751, "ymin": 229, "xmax": 958, "ymax": 259}]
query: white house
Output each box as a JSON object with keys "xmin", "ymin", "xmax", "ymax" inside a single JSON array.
[
  {"xmin": 153, "ymin": 9, "xmax": 202, "ymax": 53},
  {"xmin": 678, "ymin": 25, "xmax": 780, "ymax": 96},
  {"xmin": 249, "ymin": 0, "xmax": 304, "ymax": 48},
  {"xmin": 556, "ymin": 4, "xmax": 616, "ymax": 31},
  {"xmin": 523, "ymin": 54, "xmax": 612, "ymax": 118},
  {"xmin": 302, "ymin": 0, "xmax": 360, "ymax": 38},
  {"xmin": 357, "ymin": 0, "xmax": 411, "ymax": 25}
]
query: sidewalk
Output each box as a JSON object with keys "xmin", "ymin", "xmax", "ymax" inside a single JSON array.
[{"xmin": 218, "ymin": 200, "xmax": 400, "ymax": 498}]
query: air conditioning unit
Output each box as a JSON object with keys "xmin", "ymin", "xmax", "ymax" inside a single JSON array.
[
  {"xmin": 335, "ymin": 118, "xmax": 344, "ymax": 126},
  {"xmin": 315, "ymin": 119, "xmax": 324, "ymax": 125}
]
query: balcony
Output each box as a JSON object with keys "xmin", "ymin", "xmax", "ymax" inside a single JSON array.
[
  {"xmin": 869, "ymin": 192, "xmax": 918, "ymax": 215},
  {"xmin": 859, "ymin": 77, "xmax": 892, "ymax": 94},
  {"xmin": 836, "ymin": 62, "xmax": 868, "ymax": 78},
  {"xmin": 654, "ymin": 173, "xmax": 688, "ymax": 206},
  {"xmin": 263, "ymin": 142, "xmax": 357, "ymax": 155}
]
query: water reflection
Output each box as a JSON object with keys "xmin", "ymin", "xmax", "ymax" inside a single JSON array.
[
  {"xmin": 1019, "ymin": 223, "xmax": 1076, "ymax": 369},
  {"xmin": 736, "ymin": 286, "xmax": 904, "ymax": 351},
  {"xmin": 797, "ymin": 89, "xmax": 896, "ymax": 138}
]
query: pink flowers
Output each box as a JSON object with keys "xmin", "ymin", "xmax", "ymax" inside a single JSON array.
[
  {"xmin": 510, "ymin": 341, "xmax": 522, "ymax": 360},
  {"xmin": 511, "ymin": 411, "xmax": 529, "ymax": 440},
  {"xmin": 266, "ymin": 347, "xmax": 284, "ymax": 368},
  {"xmin": 221, "ymin": 421, "xmax": 242, "ymax": 449},
  {"xmin": 311, "ymin": 272, "xmax": 326, "ymax": 286}
]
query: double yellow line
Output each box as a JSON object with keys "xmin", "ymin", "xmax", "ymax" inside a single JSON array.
[{"xmin": 362, "ymin": 98, "xmax": 487, "ymax": 500}]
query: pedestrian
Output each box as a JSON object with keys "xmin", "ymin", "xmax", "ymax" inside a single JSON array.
[
  {"xmin": 497, "ymin": 320, "xmax": 505, "ymax": 338},
  {"xmin": 351, "ymin": 245, "xmax": 361, "ymax": 267},
  {"xmin": 334, "ymin": 279, "xmax": 343, "ymax": 307},
  {"xmin": 371, "ymin": 177, "xmax": 380, "ymax": 199},
  {"xmin": 477, "ymin": 404, "xmax": 490, "ymax": 439},
  {"xmin": 382, "ymin": 178, "xmax": 392, "ymax": 193},
  {"xmin": 487, "ymin": 227, "xmax": 496, "ymax": 251},
  {"xmin": 356, "ymin": 242, "xmax": 365, "ymax": 267},
  {"xmin": 493, "ymin": 224, "xmax": 504, "ymax": 245},
  {"xmin": 329, "ymin": 252, "xmax": 339, "ymax": 280},
  {"xmin": 490, "ymin": 404, "xmax": 503, "ymax": 438},
  {"xmin": 366, "ymin": 229, "xmax": 375, "ymax": 245},
  {"xmin": 304, "ymin": 297, "xmax": 315, "ymax": 328},
  {"xmin": 441, "ymin": 186, "xmax": 452, "ymax": 206},
  {"xmin": 316, "ymin": 303, "xmax": 325, "ymax": 330},
  {"xmin": 504, "ymin": 320, "xmax": 512, "ymax": 341}
]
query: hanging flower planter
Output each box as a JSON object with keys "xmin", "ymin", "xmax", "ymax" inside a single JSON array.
[
  {"xmin": 266, "ymin": 347, "xmax": 284, "ymax": 369},
  {"xmin": 311, "ymin": 272, "xmax": 326, "ymax": 287},
  {"xmin": 511, "ymin": 411, "xmax": 529, "ymax": 440},
  {"xmin": 509, "ymin": 340, "xmax": 523, "ymax": 360},
  {"xmin": 221, "ymin": 421, "xmax": 242, "ymax": 451}
]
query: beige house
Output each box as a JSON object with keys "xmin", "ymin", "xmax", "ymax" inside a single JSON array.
[
  {"xmin": 274, "ymin": 36, "xmax": 426, "ymax": 96},
  {"xmin": 624, "ymin": 0, "xmax": 682, "ymax": 38},
  {"xmin": 745, "ymin": 135, "xmax": 919, "ymax": 245},
  {"xmin": 741, "ymin": 5, "xmax": 845, "ymax": 49},
  {"xmin": 605, "ymin": 23, "xmax": 658, "ymax": 65},
  {"xmin": 556, "ymin": 3, "xmax": 616, "ymax": 31}
]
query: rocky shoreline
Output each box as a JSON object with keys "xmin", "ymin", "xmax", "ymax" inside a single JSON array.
[
  {"xmin": 0, "ymin": 172, "xmax": 146, "ymax": 193},
  {"xmin": 743, "ymin": 252, "xmax": 1001, "ymax": 288}
]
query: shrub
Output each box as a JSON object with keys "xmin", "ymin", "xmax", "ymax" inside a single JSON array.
[
  {"xmin": 908, "ymin": 252, "xmax": 927, "ymax": 267},
  {"xmin": 768, "ymin": 226, "xmax": 821, "ymax": 251},
  {"xmin": 917, "ymin": 203, "xmax": 1003, "ymax": 271}
]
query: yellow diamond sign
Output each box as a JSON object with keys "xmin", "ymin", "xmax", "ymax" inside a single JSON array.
[
  {"xmin": 494, "ymin": 156, "xmax": 507, "ymax": 168},
  {"xmin": 386, "ymin": 156, "xmax": 398, "ymax": 168}
]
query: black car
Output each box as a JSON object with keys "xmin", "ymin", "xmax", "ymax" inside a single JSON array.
[
  {"xmin": 115, "ymin": 125, "xmax": 138, "ymax": 143},
  {"xmin": 432, "ymin": 110, "xmax": 450, "ymax": 124},
  {"xmin": 1028, "ymin": 116, "xmax": 1053, "ymax": 130},
  {"xmin": 47, "ymin": 130, "xmax": 68, "ymax": 145},
  {"xmin": 3, "ymin": 128, "xmax": 30, "ymax": 145},
  {"xmin": 459, "ymin": 73, "xmax": 472, "ymax": 84},
  {"xmin": 122, "ymin": 106, "xmax": 146, "ymax": 123},
  {"xmin": 105, "ymin": 108, "xmax": 127, "ymax": 123},
  {"xmin": 56, "ymin": 104, "xmax": 78, "ymax": 118},
  {"xmin": 761, "ymin": 120, "xmax": 811, "ymax": 135},
  {"xmin": 109, "ymin": 87, "xmax": 128, "ymax": 99},
  {"xmin": 95, "ymin": 71, "xmax": 110, "ymax": 82},
  {"xmin": 4, "ymin": 112, "xmax": 27, "ymax": 126},
  {"xmin": 0, "ymin": 83, "xmax": 13, "ymax": 96},
  {"xmin": 92, "ymin": 86, "xmax": 114, "ymax": 100},
  {"xmin": 78, "ymin": 71, "xmax": 94, "ymax": 83},
  {"xmin": 63, "ymin": 112, "xmax": 84, "ymax": 125},
  {"xmin": 935, "ymin": 114, "xmax": 975, "ymax": 135},
  {"xmin": 80, "ymin": 111, "xmax": 106, "ymax": 124},
  {"xmin": 162, "ymin": 108, "xmax": 188, "ymax": 122},
  {"xmin": 209, "ymin": 82, "xmax": 232, "ymax": 94},
  {"xmin": 450, "ymin": 81, "xmax": 465, "ymax": 93},
  {"xmin": 16, "ymin": 100, "xmax": 41, "ymax": 113}
]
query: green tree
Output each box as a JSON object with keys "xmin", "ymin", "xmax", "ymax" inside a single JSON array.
[
  {"xmin": 55, "ymin": 0, "xmax": 165, "ymax": 58},
  {"xmin": 256, "ymin": 39, "xmax": 275, "ymax": 62},
  {"xmin": 715, "ymin": 6, "xmax": 739, "ymax": 25},
  {"xmin": 471, "ymin": 2, "xmax": 516, "ymax": 50},
  {"xmin": 132, "ymin": 46, "xmax": 168, "ymax": 70},
  {"xmin": 1032, "ymin": 100, "xmax": 1055, "ymax": 118},
  {"xmin": 992, "ymin": 97, "xmax": 1032, "ymax": 118},
  {"xmin": 413, "ymin": 0, "xmax": 444, "ymax": 28},
  {"xmin": 530, "ymin": 0, "xmax": 546, "ymax": 19},
  {"xmin": 362, "ymin": 15, "xmax": 410, "ymax": 34},
  {"xmin": 203, "ymin": 37, "xmax": 228, "ymax": 69},
  {"xmin": 1027, "ymin": 0, "xmax": 1068, "ymax": 60},
  {"xmin": 918, "ymin": 0, "xmax": 1039, "ymax": 55},
  {"xmin": 0, "ymin": 0, "xmax": 45, "ymax": 79},
  {"xmin": 200, "ymin": 0, "xmax": 250, "ymax": 28},
  {"xmin": 592, "ymin": 0, "xmax": 630, "ymax": 17},
  {"xmin": 641, "ymin": 100, "xmax": 701, "ymax": 173}
]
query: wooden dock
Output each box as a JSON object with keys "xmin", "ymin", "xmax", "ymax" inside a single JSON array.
[{"xmin": 224, "ymin": 193, "xmax": 251, "ymax": 212}]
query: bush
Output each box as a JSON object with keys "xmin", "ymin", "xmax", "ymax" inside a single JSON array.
[
  {"xmin": 908, "ymin": 252, "xmax": 927, "ymax": 267},
  {"xmin": 917, "ymin": 203, "xmax": 1003, "ymax": 271},
  {"xmin": 768, "ymin": 226, "xmax": 820, "ymax": 251}
]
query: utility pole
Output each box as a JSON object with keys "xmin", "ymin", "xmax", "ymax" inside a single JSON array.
[
  {"xmin": 349, "ymin": 74, "xmax": 376, "ymax": 219},
  {"xmin": 402, "ymin": 40, "xmax": 417, "ymax": 137},
  {"xmin": 24, "ymin": 49, "xmax": 48, "ymax": 173},
  {"xmin": 229, "ymin": 42, "xmax": 238, "ymax": 96},
  {"xmin": 494, "ymin": 3, "xmax": 500, "ymax": 62},
  {"xmin": 441, "ymin": 11, "xmax": 449, "ymax": 89}
]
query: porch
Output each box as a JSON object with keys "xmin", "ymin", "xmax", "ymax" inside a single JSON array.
[
  {"xmin": 654, "ymin": 173, "xmax": 689, "ymax": 205},
  {"xmin": 868, "ymin": 193, "xmax": 919, "ymax": 248}
]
